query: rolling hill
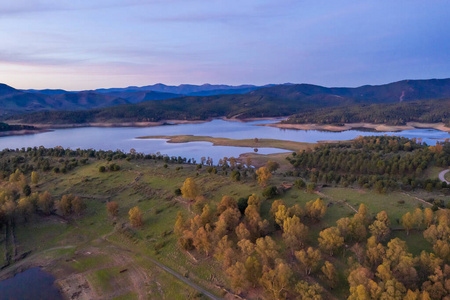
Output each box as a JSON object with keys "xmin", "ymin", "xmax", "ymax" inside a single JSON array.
[{"xmin": 3, "ymin": 78, "xmax": 450, "ymax": 124}]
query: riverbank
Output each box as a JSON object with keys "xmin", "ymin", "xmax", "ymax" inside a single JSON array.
[
  {"xmin": 136, "ymin": 135, "xmax": 317, "ymax": 151},
  {"xmin": 263, "ymin": 121, "xmax": 450, "ymax": 133},
  {"xmin": 0, "ymin": 129, "xmax": 52, "ymax": 137}
]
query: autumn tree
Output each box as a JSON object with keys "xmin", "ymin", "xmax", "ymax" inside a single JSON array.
[
  {"xmin": 217, "ymin": 196, "xmax": 237, "ymax": 215},
  {"xmin": 283, "ymin": 216, "xmax": 309, "ymax": 253},
  {"xmin": 17, "ymin": 197, "xmax": 34, "ymax": 222},
  {"xmin": 256, "ymin": 166, "xmax": 272, "ymax": 187},
  {"xmin": 107, "ymin": 201, "xmax": 119, "ymax": 218},
  {"xmin": 58, "ymin": 194, "xmax": 72, "ymax": 216},
  {"xmin": 38, "ymin": 191, "xmax": 53, "ymax": 215},
  {"xmin": 366, "ymin": 236, "xmax": 386, "ymax": 269},
  {"xmin": 369, "ymin": 210, "xmax": 391, "ymax": 242},
  {"xmin": 259, "ymin": 260, "xmax": 293, "ymax": 300},
  {"xmin": 295, "ymin": 280, "xmax": 324, "ymax": 300},
  {"xmin": 295, "ymin": 247, "xmax": 321, "ymax": 275},
  {"xmin": 71, "ymin": 196, "xmax": 86, "ymax": 215},
  {"xmin": 226, "ymin": 262, "xmax": 249, "ymax": 293},
  {"xmin": 402, "ymin": 212, "xmax": 415, "ymax": 235},
  {"xmin": 193, "ymin": 225, "xmax": 213, "ymax": 255},
  {"xmin": 423, "ymin": 208, "xmax": 433, "ymax": 227},
  {"xmin": 129, "ymin": 206, "xmax": 143, "ymax": 228},
  {"xmin": 318, "ymin": 227, "xmax": 344, "ymax": 256},
  {"xmin": 321, "ymin": 261, "xmax": 338, "ymax": 289},
  {"xmin": 305, "ymin": 198, "xmax": 326, "ymax": 222},
  {"xmin": 31, "ymin": 171, "xmax": 39, "ymax": 185},
  {"xmin": 245, "ymin": 255, "xmax": 262, "ymax": 287},
  {"xmin": 255, "ymin": 236, "xmax": 280, "ymax": 268},
  {"xmin": 412, "ymin": 208, "xmax": 423, "ymax": 229},
  {"xmin": 181, "ymin": 177, "xmax": 199, "ymax": 200}
]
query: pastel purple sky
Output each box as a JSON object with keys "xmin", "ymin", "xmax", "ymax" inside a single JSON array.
[{"xmin": 1, "ymin": 0, "xmax": 450, "ymax": 90}]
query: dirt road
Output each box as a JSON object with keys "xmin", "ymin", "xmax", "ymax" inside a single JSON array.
[{"xmin": 439, "ymin": 169, "xmax": 450, "ymax": 184}]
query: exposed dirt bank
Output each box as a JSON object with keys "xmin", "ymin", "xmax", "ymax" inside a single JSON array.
[{"xmin": 263, "ymin": 122, "xmax": 450, "ymax": 133}]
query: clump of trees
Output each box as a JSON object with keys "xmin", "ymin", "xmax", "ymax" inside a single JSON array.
[
  {"xmin": 287, "ymin": 136, "xmax": 450, "ymax": 193},
  {"xmin": 174, "ymin": 191, "xmax": 450, "ymax": 299}
]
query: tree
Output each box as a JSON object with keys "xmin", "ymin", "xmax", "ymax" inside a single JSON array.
[
  {"xmin": 58, "ymin": 195, "xmax": 72, "ymax": 216},
  {"xmin": 295, "ymin": 247, "xmax": 321, "ymax": 275},
  {"xmin": 412, "ymin": 208, "xmax": 423, "ymax": 229},
  {"xmin": 369, "ymin": 210, "xmax": 391, "ymax": 242},
  {"xmin": 321, "ymin": 261, "xmax": 338, "ymax": 288},
  {"xmin": 107, "ymin": 201, "xmax": 119, "ymax": 218},
  {"xmin": 295, "ymin": 280, "xmax": 324, "ymax": 300},
  {"xmin": 423, "ymin": 208, "xmax": 433, "ymax": 227},
  {"xmin": 31, "ymin": 171, "xmax": 39, "ymax": 185},
  {"xmin": 274, "ymin": 204, "xmax": 288, "ymax": 228},
  {"xmin": 354, "ymin": 203, "xmax": 370, "ymax": 225},
  {"xmin": 71, "ymin": 196, "xmax": 86, "ymax": 215},
  {"xmin": 193, "ymin": 226, "xmax": 212, "ymax": 255},
  {"xmin": 235, "ymin": 222, "xmax": 251, "ymax": 240},
  {"xmin": 17, "ymin": 197, "xmax": 33, "ymax": 222},
  {"xmin": 38, "ymin": 191, "xmax": 53, "ymax": 215},
  {"xmin": 181, "ymin": 177, "xmax": 199, "ymax": 200},
  {"xmin": 255, "ymin": 236, "xmax": 280, "ymax": 268},
  {"xmin": 318, "ymin": 227, "xmax": 343, "ymax": 256},
  {"xmin": 244, "ymin": 256, "xmax": 262, "ymax": 287},
  {"xmin": 283, "ymin": 216, "xmax": 308, "ymax": 252},
  {"xmin": 366, "ymin": 236, "xmax": 385, "ymax": 269},
  {"xmin": 217, "ymin": 196, "xmax": 237, "ymax": 215},
  {"xmin": 129, "ymin": 206, "xmax": 143, "ymax": 227},
  {"xmin": 256, "ymin": 166, "xmax": 272, "ymax": 187},
  {"xmin": 402, "ymin": 212, "xmax": 415, "ymax": 235},
  {"xmin": 266, "ymin": 160, "xmax": 280, "ymax": 172},
  {"xmin": 259, "ymin": 260, "xmax": 293, "ymax": 300},
  {"xmin": 226, "ymin": 262, "xmax": 249, "ymax": 293},
  {"xmin": 305, "ymin": 198, "xmax": 326, "ymax": 221}
]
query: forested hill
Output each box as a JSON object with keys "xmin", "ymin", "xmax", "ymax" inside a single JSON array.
[
  {"xmin": 283, "ymin": 98, "xmax": 450, "ymax": 126},
  {"xmin": 4, "ymin": 78, "xmax": 450, "ymax": 124}
]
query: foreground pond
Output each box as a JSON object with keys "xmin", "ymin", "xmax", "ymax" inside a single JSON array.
[
  {"xmin": 0, "ymin": 120, "xmax": 447, "ymax": 161},
  {"xmin": 0, "ymin": 267, "xmax": 63, "ymax": 300}
]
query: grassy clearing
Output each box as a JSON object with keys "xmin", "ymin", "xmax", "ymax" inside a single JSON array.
[
  {"xmin": 137, "ymin": 135, "xmax": 316, "ymax": 151},
  {"xmin": 2, "ymin": 151, "xmax": 446, "ymax": 299}
]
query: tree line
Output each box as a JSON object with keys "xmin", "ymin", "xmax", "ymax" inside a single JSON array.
[
  {"xmin": 286, "ymin": 136, "xmax": 450, "ymax": 193},
  {"xmin": 283, "ymin": 98, "xmax": 450, "ymax": 126}
]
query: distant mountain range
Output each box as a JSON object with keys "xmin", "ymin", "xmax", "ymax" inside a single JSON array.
[
  {"xmin": 4, "ymin": 78, "xmax": 450, "ymax": 125},
  {"xmin": 0, "ymin": 83, "xmax": 277, "ymax": 116}
]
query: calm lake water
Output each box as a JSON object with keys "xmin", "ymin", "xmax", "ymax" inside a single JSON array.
[
  {"xmin": 0, "ymin": 267, "xmax": 63, "ymax": 300},
  {"xmin": 0, "ymin": 119, "xmax": 448, "ymax": 162}
]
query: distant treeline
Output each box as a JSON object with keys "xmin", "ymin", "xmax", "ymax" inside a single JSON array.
[
  {"xmin": 287, "ymin": 135, "xmax": 450, "ymax": 193},
  {"xmin": 283, "ymin": 98, "xmax": 450, "ymax": 126},
  {"xmin": 0, "ymin": 122, "xmax": 36, "ymax": 131},
  {"xmin": 4, "ymin": 94, "xmax": 320, "ymax": 124}
]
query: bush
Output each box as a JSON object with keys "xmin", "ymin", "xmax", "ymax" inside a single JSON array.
[
  {"xmin": 262, "ymin": 186, "xmax": 278, "ymax": 199},
  {"xmin": 99, "ymin": 166, "xmax": 106, "ymax": 172},
  {"xmin": 231, "ymin": 170, "xmax": 241, "ymax": 182}
]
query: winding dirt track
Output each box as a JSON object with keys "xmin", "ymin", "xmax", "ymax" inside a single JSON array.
[{"xmin": 439, "ymin": 169, "xmax": 450, "ymax": 184}]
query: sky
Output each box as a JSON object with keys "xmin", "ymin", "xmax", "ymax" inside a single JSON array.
[{"xmin": 1, "ymin": 0, "xmax": 450, "ymax": 90}]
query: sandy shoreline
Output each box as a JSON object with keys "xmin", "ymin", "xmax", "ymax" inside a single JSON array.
[{"xmin": 263, "ymin": 122, "xmax": 450, "ymax": 133}]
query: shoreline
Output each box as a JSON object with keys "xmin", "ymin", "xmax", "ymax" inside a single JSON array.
[
  {"xmin": 263, "ymin": 121, "xmax": 450, "ymax": 133},
  {"xmin": 0, "ymin": 129, "xmax": 52, "ymax": 137},
  {"xmin": 4, "ymin": 118, "xmax": 450, "ymax": 135}
]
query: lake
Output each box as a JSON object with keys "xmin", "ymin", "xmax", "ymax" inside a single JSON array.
[
  {"xmin": 0, "ymin": 267, "xmax": 63, "ymax": 300},
  {"xmin": 0, "ymin": 119, "xmax": 448, "ymax": 162}
]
